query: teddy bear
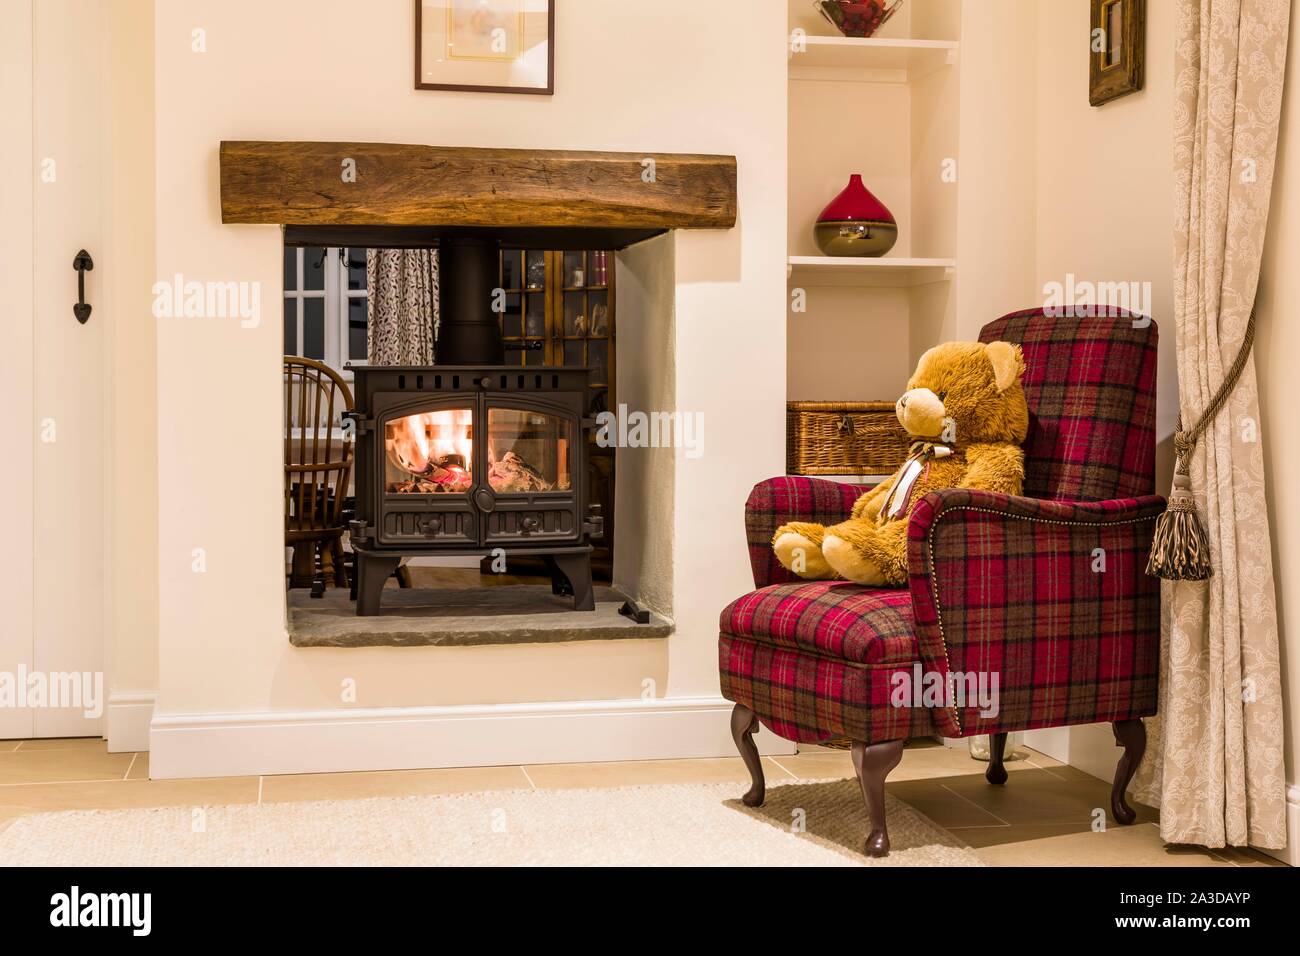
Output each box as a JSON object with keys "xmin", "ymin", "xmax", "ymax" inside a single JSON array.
[{"xmin": 774, "ymin": 340, "xmax": 1029, "ymax": 587}]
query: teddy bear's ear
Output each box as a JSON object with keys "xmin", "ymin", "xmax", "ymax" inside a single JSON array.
[{"xmin": 985, "ymin": 341, "xmax": 1025, "ymax": 393}]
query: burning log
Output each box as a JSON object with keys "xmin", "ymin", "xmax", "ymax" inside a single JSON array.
[
  {"xmin": 488, "ymin": 450, "xmax": 565, "ymax": 493},
  {"xmin": 387, "ymin": 453, "xmax": 472, "ymax": 494}
]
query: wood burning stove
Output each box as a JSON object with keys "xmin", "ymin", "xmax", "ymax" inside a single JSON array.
[
  {"xmin": 346, "ymin": 365, "xmax": 602, "ymax": 615},
  {"xmin": 344, "ymin": 239, "xmax": 602, "ymax": 616}
]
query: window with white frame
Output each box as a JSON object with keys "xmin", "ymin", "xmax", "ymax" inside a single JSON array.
[{"xmin": 283, "ymin": 246, "xmax": 369, "ymax": 372}]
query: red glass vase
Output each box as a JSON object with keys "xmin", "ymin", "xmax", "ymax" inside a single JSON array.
[{"xmin": 814, "ymin": 174, "xmax": 898, "ymax": 257}]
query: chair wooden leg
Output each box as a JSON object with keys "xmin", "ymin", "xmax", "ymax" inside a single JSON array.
[
  {"xmin": 289, "ymin": 542, "xmax": 316, "ymax": 589},
  {"xmin": 730, "ymin": 704, "xmax": 765, "ymax": 807},
  {"xmin": 1111, "ymin": 718, "xmax": 1146, "ymax": 825},
  {"xmin": 851, "ymin": 738, "xmax": 905, "ymax": 858},
  {"xmin": 986, "ymin": 731, "xmax": 1009, "ymax": 785},
  {"xmin": 310, "ymin": 541, "xmax": 326, "ymax": 599},
  {"xmin": 330, "ymin": 538, "xmax": 348, "ymax": 588}
]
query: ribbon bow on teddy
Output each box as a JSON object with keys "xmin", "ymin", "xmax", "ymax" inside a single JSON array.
[{"xmin": 879, "ymin": 441, "xmax": 953, "ymax": 521}]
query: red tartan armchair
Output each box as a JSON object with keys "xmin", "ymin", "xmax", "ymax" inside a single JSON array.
[{"xmin": 719, "ymin": 308, "xmax": 1164, "ymax": 856}]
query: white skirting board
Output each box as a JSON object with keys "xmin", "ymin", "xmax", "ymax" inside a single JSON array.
[
  {"xmin": 148, "ymin": 696, "xmax": 797, "ymax": 780},
  {"xmin": 105, "ymin": 692, "xmax": 156, "ymax": 753}
]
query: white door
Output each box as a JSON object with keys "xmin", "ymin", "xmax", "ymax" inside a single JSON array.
[{"xmin": 0, "ymin": 0, "xmax": 108, "ymax": 738}]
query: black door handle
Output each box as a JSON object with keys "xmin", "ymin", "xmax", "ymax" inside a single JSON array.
[{"xmin": 73, "ymin": 249, "xmax": 93, "ymax": 324}]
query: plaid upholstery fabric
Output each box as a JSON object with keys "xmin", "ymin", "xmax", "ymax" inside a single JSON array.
[
  {"xmin": 721, "ymin": 581, "xmax": 917, "ymax": 666},
  {"xmin": 744, "ymin": 476, "xmax": 862, "ymax": 589},
  {"xmin": 979, "ymin": 308, "xmax": 1157, "ymax": 501},
  {"xmin": 907, "ymin": 489, "xmax": 1165, "ymax": 737},
  {"xmin": 721, "ymin": 308, "xmax": 1163, "ymax": 746},
  {"xmin": 719, "ymin": 635, "xmax": 938, "ymax": 744}
]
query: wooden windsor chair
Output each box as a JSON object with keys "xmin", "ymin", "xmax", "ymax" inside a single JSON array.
[{"xmin": 284, "ymin": 356, "xmax": 355, "ymax": 597}]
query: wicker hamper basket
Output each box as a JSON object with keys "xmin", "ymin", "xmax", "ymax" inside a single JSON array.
[{"xmin": 786, "ymin": 401, "xmax": 911, "ymax": 476}]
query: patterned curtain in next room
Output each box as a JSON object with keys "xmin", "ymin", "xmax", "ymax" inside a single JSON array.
[{"xmin": 366, "ymin": 249, "xmax": 438, "ymax": 365}]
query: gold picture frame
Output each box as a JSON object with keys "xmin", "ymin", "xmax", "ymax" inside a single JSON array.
[
  {"xmin": 1090, "ymin": 0, "xmax": 1145, "ymax": 106},
  {"xmin": 415, "ymin": 0, "xmax": 554, "ymax": 94}
]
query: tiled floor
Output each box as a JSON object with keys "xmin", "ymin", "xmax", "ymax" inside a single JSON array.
[{"xmin": 0, "ymin": 736, "xmax": 1280, "ymax": 866}]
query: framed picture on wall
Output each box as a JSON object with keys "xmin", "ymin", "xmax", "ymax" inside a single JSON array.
[
  {"xmin": 1089, "ymin": 0, "xmax": 1145, "ymax": 106},
  {"xmin": 415, "ymin": 0, "xmax": 554, "ymax": 94}
]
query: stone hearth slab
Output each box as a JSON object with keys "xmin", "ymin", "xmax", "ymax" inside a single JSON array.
[{"xmin": 288, "ymin": 585, "xmax": 672, "ymax": 648}]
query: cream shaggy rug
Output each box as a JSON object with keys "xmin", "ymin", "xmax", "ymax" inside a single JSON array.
[{"xmin": 0, "ymin": 779, "xmax": 983, "ymax": 867}]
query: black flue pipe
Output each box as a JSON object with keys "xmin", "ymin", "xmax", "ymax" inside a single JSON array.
[{"xmin": 436, "ymin": 238, "xmax": 505, "ymax": 365}]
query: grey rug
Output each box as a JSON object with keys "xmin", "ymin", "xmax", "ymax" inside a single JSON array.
[{"xmin": 0, "ymin": 780, "xmax": 983, "ymax": 867}]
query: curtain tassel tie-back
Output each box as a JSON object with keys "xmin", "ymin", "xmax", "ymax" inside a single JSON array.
[
  {"xmin": 1146, "ymin": 310, "xmax": 1256, "ymax": 580},
  {"xmin": 1146, "ymin": 435, "xmax": 1213, "ymax": 580}
]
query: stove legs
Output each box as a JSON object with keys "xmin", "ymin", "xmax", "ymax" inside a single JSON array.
[
  {"xmin": 353, "ymin": 550, "xmax": 594, "ymax": 615},
  {"xmin": 551, "ymin": 552, "xmax": 595, "ymax": 611},
  {"xmin": 548, "ymin": 557, "xmax": 573, "ymax": 597},
  {"xmin": 355, "ymin": 552, "xmax": 401, "ymax": 617}
]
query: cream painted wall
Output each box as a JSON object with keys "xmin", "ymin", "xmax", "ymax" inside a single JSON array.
[
  {"xmin": 949, "ymin": 0, "xmax": 1039, "ymax": 347},
  {"xmin": 150, "ymin": 1, "xmax": 785, "ymax": 730},
  {"xmin": 1034, "ymin": 2, "xmax": 1178, "ymax": 449},
  {"xmin": 787, "ymin": 286, "xmax": 911, "ymax": 401}
]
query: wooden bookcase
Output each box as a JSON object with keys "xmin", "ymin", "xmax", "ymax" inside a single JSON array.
[{"xmin": 497, "ymin": 249, "xmax": 617, "ymax": 580}]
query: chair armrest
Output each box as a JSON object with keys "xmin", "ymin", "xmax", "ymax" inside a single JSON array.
[
  {"xmin": 906, "ymin": 488, "xmax": 1166, "ymax": 738},
  {"xmin": 745, "ymin": 476, "xmax": 864, "ymax": 589}
]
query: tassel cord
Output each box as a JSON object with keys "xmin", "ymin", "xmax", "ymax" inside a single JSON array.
[{"xmin": 1148, "ymin": 310, "xmax": 1256, "ymax": 580}]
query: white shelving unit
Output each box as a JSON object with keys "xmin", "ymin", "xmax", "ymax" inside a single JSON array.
[
  {"xmin": 788, "ymin": 36, "xmax": 958, "ymax": 81},
  {"xmin": 787, "ymin": 255, "xmax": 955, "ymax": 288},
  {"xmin": 785, "ymin": 1, "xmax": 962, "ymax": 404}
]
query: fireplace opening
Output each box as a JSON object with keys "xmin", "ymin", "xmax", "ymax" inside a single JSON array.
[
  {"xmin": 282, "ymin": 234, "xmax": 641, "ymax": 627},
  {"xmin": 232, "ymin": 142, "xmax": 722, "ymax": 648}
]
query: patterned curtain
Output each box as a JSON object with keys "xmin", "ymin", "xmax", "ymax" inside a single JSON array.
[
  {"xmin": 366, "ymin": 249, "xmax": 438, "ymax": 365},
  {"xmin": 1133, "ymin": 0, "xmax": 1289, "ymax": 849}
]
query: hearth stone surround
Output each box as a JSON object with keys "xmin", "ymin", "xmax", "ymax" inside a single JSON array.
[{"xmin": 287, "ymin": 585, "xmax": 671, "ymax": 648}]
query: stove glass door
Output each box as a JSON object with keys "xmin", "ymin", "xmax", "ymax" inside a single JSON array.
[
  {"xmin": 383, "ymin": 407, "xmax": 474, "ymax": 494},
  {"xmin": 486, "ymin": 407, "xmax": 572, "ymax": 494}
]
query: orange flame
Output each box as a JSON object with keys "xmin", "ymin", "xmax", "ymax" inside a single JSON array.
[{"xmin": 387, "ymin": 409, "xmax": 473, "ymax": 475}]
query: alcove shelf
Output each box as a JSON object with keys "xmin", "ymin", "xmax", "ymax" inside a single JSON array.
[
  {"xmin": 787, "ymin": 255, "xmax": 955, "ymax": 288},
  {"xmin": 785, "ymin": 0, "xmax": 961, "ymax": 406},
  {"xmin": 788, "ymin": 36, "xmax": 958, "ymax": 81}
]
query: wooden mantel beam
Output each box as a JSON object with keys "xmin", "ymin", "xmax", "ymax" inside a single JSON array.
[{"xmin": 219, "ymin": 141, "xmax": 737, "ymax": 230}]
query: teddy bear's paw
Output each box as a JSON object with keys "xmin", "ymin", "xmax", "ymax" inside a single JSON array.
[
  {"xmin": 822, "ymin": 535, "xmax": 888, "ymax": 586},
  {"xmin": 774, "ymin": 531, "xmax": 835, "ymax": 579}
]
